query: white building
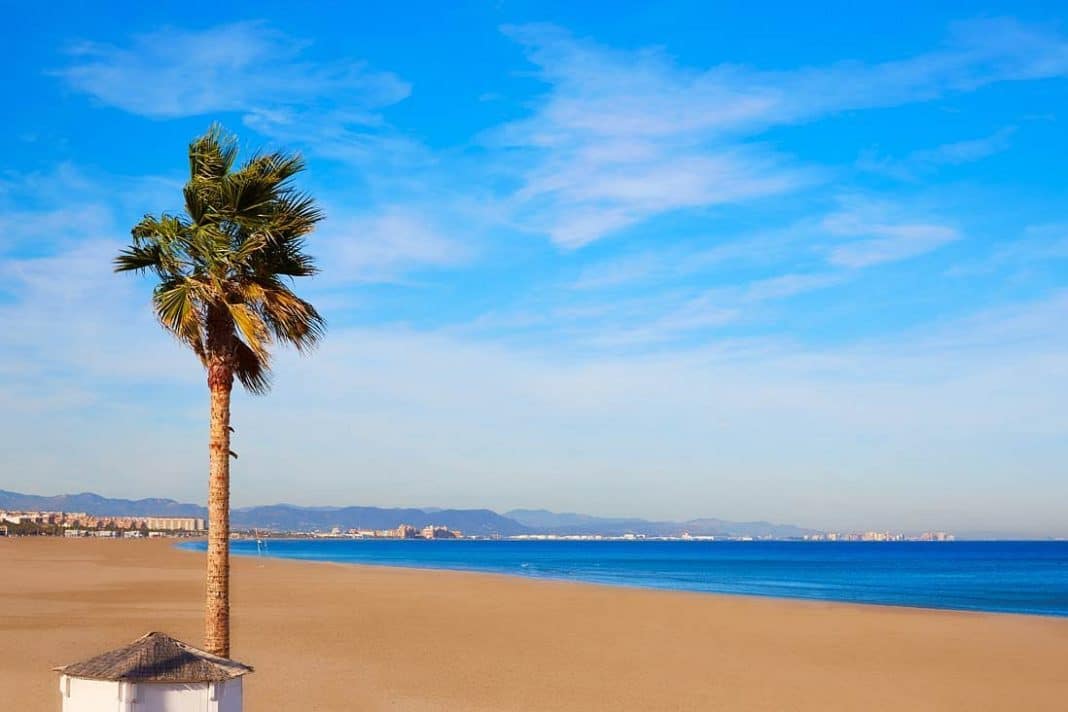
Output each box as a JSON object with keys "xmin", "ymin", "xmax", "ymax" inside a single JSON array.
[
  {"xmin": 55, "ymin": 632, "xmax": 252, "ymax": 711},
  {"xmin": 143, "ymin": 518, "xmax": 206, "ymax": 532}
]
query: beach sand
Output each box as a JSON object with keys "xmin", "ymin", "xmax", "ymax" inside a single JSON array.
[{"xmin": 1, "ymin": 538, "xmax": 1066, "ymax": 710}]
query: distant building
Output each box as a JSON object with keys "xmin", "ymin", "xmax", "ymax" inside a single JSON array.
[
  {"xmin": 394, "ymin": 524, "xmax": 418, "ymax": 539},
  {"xmin": 144, "ymin": 517, "xmax": 206, "ymax": 532},
  {"xmin": 421, "ymin": 525, "xmax": 457, "ymax": 539},
  {"xmin": 1, "ymin": 510, "xmax": 206, "ymax": 533},
  {"xmin": 919, "ymin": 531, "xmax": 955, "ymax": 541}
]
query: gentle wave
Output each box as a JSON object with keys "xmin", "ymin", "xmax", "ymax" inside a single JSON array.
[{"xmin": 180, "ymin": 539, "xmax": 1068, "ymax": 617}]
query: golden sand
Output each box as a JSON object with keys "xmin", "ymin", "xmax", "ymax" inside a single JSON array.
[{"xmin": 1, "ymin": 538, "xmax": 1066, "ymax": 710}]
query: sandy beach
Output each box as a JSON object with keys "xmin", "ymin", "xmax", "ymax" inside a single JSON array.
[{"xmin": 2, "ymin": 538, "xmax": 1066, "ymax": 710}]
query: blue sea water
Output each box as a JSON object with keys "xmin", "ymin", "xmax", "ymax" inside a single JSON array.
[{"xmin": 182, "ymin": 539, "xmax": 1068, "ymax": 617}]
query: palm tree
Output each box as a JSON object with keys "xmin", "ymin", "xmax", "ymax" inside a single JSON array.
[{"xmin": 115, "ymin": 125, "xmax": 325, "ymax": 657}]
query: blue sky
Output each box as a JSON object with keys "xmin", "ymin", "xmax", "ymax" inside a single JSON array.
[{"xmin": 2, "ymin": 2, "xmax": 1067, "ymax": 535}]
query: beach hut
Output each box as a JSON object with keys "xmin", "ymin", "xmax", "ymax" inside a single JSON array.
[{"xmin": 55, "ymin": 632, "xmax": 252, "ymax": 711}]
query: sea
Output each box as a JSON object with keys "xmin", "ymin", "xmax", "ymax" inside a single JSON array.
[{"xmin": 182, "ymin": 539, "xmax": 1068, "ymax": 617}]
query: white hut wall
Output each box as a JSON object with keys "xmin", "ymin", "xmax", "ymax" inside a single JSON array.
[{"xmin": 60, "ymin": 677, "xmax": 242, "ymax": 711}]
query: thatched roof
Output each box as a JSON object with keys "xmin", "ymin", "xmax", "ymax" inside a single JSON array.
[{"xmin": 55, "ymin": 632, "xmax": 253, "ymax": 683}]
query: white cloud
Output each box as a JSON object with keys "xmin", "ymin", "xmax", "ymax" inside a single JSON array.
[
  {"xmin": 580, "ymin": 272, "xmax": 844, "ymax": 346},
  {"xmin": 828, "ymin": 223, "xmax": 959, "ymax": 268},
  {"xmin": 948, "ymin": 222, "xmax": 1068, "ymax": 276},
  {"xmin": 1013, "ymin": 223, "xmax": 1068, "ymax": 259},
  {"xmin": 497, "ymin": 19, "xmax": 1068, "ymax": 248},
  {"xmin": 823, "ymin": 200, "xmax": 960, "ymax": 268},
  {"xmin": 55, "ymin": 22, "xmax": 412, "ymax": 170},
  {"xmin": 912, "ymin": 127, "xmax": 1017, "ymax": 165},
  {"xmin": 0, "ymin": 163, "xmax": 184, "ymax": 255},
  {"xmin": 512, "ymin": 147, "xmax": 807, "ymax": 249},
  {"xmin": 56, "ymin": 22, "xmax": 409, "ymax": 119},
  {"xmin": 0, "ymin": 240, "xmax": 196, "ymax": 392},
  {"xmin": 570, "ymin": 224, "xmax": 814, "ymax": 292},
  {"xmin": 742, "ymin": 273, "xmax": 844, "ymax": 301},
  {"xmin": 242, "ymin": 108, "xmax": 429, "ymax": 170},
  {"xmin": 0, "ymin": 204, "xmax": 112, "ymax": 254},
  {"xmin": 572, "ymin": 252, "xmax": 664, "ymax": 290},
  {"xmin": 859, "ymin": 127, "xmax": 1016, "ymax": 179},
  {"xmin": 0, "ymin": 167, "xmax": 220, "ymax": 404},
  {"xmin": 315, "ymin": 207, "xmax": 470, "ymax": 284}
]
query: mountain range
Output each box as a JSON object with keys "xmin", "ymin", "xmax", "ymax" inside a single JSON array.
[
  {"xmin": 0, "ymin": 489, "xmax": 816, "ymax": 538},
  {"xmin": 504, "ymin": 509, "xmax": 815, "ymax": 538}
]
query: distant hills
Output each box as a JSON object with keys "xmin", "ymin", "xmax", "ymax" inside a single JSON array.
[
  {"xmin": 0, "ymin": 489, "xmax": 815, "ymax": 538},
  {"xmin": 506, "ymin": 509, "xmax": 816, "ymax": 538},
  {"xmin": 230, "ymin": 504, "xmax": 529, "ymax": 536},
  {"xmin": 0, "ymin": 490, "xmax": 205, "ymax": 518}
]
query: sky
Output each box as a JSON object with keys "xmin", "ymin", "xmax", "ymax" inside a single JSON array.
[{"xmin": 1, "ymin": 2, "xmax": 1067, "ymax": 536}]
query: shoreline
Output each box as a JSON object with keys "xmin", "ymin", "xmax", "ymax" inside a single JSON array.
[
  {"xmin": 4, "ymin": 537, "xmax": 1068, "ymax": 710},
  {"xmin": 177, "ymin": 538, "xmax": 1068, "ymax": 620}
]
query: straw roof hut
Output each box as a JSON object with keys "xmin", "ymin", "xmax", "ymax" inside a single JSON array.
[{"xmin": 55, "ymin": 632, "xmax": 252, "ymax": 711}]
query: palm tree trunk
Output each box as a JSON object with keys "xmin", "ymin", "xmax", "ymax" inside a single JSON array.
[{"xmin": 205, "ymin": 363, "xmax": 234, "ymax": 657}]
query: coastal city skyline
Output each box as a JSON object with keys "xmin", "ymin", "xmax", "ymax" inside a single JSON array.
[
  {"xmin": 0, "ymin": 505, "xmax": 956, "ymax": 542},
  {"xmin": 0, "ymin": 489, "xmax": 980, "ymax": 540},
  {"xmin": 4, "ymin": 2, "xmax": 1068, "ymax": 538}
]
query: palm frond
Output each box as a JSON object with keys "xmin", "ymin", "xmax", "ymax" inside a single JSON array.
[
  {"xmin": 266, "ymin": 191, "xmax": 324, "ymax": 240},
  {"xmin": 152, "ymin": 278, "xmax": 207, "ymax": 361},
  {"xmin": 114, "ymin": 243, "xmax": 163, "ymax": 274},
  {"xmin": 230, "ymin": 276, "xmax": 324, "ymax": 352},
  {"xmin": 233, "ymin": 339, "xmax": 271, "ymax": 395},
  {"xmin": 240, "ymin": 151, "xmax": 306, "ymax": 186},
  {"xmin": 226, "ymin": 302, "xmax": 271, "ymax": 358},
  {"xmin": 261, "ymin": 292, "xmax": 325, "ymax": 352},
  {"xmin": 117, "ymin": 123, "xmax": 324, "ymax": 394},
  {"xmin": 189, "ymin": 123, "xmax": 238, "ymax": 181}
]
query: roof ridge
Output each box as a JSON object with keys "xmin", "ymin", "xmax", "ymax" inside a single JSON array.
[{"xmin": 55, "ymin": 632, "xmax": 253, "ymax": 683}]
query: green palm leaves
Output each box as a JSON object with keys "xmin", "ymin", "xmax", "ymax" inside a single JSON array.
[{"xmin": 115, "ymin": 124, "xmax": 325, "ymax": 394}]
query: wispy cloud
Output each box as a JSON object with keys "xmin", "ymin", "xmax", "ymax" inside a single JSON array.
[
  {"xmin": 0, "ymin": 204, "xmax": 112, "ymax": 254},
  {"xmin": 859, "ymin": 127, "xmax": 1016, "ymax": 179},
  {"xmin": 53, "ymin": 18, "xmax": 1068, "ymax": 257},
  {"xmin": 0, "ymin": 163, "xmax": 181, "ymax": 256},
  {"xmin": 948, "ymin": 221, "xmax": 1068, "ymax": 276},
  {"xmin": 55, "ymin": 22, "xmax": 412, "ymax": 168},
  {"xmin": 496, "ymin": 23, "xmax": 814, "ymax": 247},
  {"xmin": 315, "ymin": 207, "xmax": 471, "ymax": 284},
  {"xmin": 909, "ymin": 128, "xmax": 1017, "ymax": 165},
  {"xmin": 578, "ymin": 271, "xmax": 845, "ymax": 347},
  {"xmin": 823, "ymin": 199, "xmax": 960, "ymax": 268},
  {"xmin": 496, "ymin": 19, "xmax": 1068, "ymax": 248},
  {"xmin": 57, "ymin": 22, "xmax": 409, "ymax": 118},
  {"xmin": 571, "ymin": 223, "xmax": 813, "ymax": 292},
  {"xmin": 742, "ymin": 272, "xmax": 844, "ymax": 301}
]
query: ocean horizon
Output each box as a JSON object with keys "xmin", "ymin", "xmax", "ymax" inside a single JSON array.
[{"xmin": 182, "ymin": 539, "xmax": 1068, "ymax": 618}]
